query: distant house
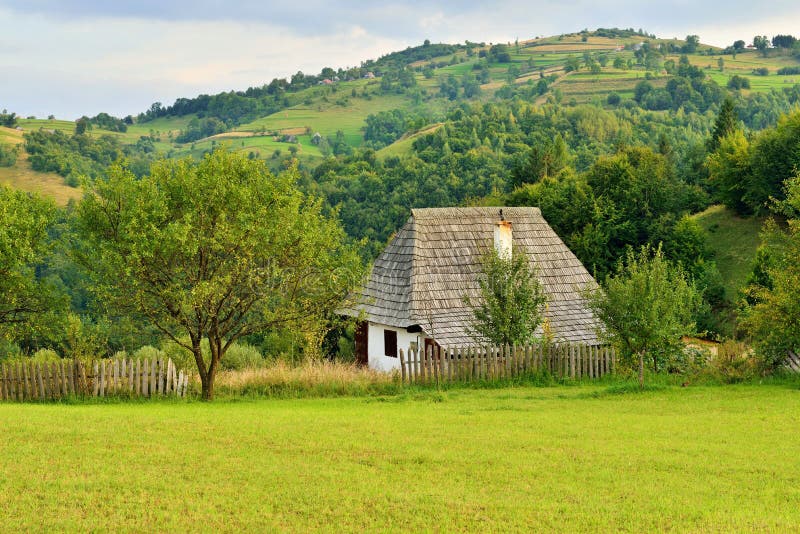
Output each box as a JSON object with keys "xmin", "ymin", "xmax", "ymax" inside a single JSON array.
[
  {"xmin": 342, "ymin": 207, "xmax": 602, "ymax": 371},
  {"xmin": 363, "ymin": 72, "xmax": 376, "ymax": 79},
  {"xmin": 320, "ymin": 79, "xmax": 334, "ymax": 85}
]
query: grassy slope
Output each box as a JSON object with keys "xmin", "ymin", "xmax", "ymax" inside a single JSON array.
[
  {"xmin": 0, "ymin": 127, "xmax": 81, "ymax": 205},
  {"xmin": 693, "ymin": 204, "xmax": 765, "ymax": 299},
  {"xmin": 1, "ymin": 384, "xmax": 800, "ymax": 531}
]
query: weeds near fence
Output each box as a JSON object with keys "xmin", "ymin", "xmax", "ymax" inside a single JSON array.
[{"xmin": 207, "ymin": 360, "xmax": 404, "ymax": 399}]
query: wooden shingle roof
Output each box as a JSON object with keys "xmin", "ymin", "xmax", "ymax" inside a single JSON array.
[{"xmin": 345, "ymin": 207, "xmax": 602, "ymax": 346}]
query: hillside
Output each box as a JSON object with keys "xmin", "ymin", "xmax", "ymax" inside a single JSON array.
[
  {"xmin": 4, "ymin": 30, "xmax": 798, "ymax": 181},
  {"xmin": 1, "ymin": 28, "xmax": 798, "ymax": 280}
]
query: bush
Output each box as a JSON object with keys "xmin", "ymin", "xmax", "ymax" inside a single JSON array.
[
  {"xmin": 727, "ymin": 75, "xmax": 751, "ymax": 90},
  {"xmin": 752, "ymin": 67, "xmax": 769, "ymax": 76},
  {"xmin": 133, "ymin": 345, "xmax": 165, "ymax": 361},
  {"xmin": 707, "ymin": 341, "xmax": 759, "ymax": 382},
  {"xmin": 777, "ymin": 67, "xmax": 800, "ymax": 76},
  {"xmin": 0, "ymin": 144, "xmax": 17, "ymax": 167},
  {"xmin": 221, "ymin": 342, "xmax": 264, "ymax": 370},
  {"xmin": 160, "ymin": 338, "xmax": 264, "ymax": 372},
  {"xmin": 606, "ymin": 92, "xmax": 621, "ymax": 106},
  {"xmin": 30, "ymin": 348, "xmax": 61, "ymax": 363}
]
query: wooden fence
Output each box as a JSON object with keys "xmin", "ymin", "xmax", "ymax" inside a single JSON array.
[
  {"xmin": 0, "ymin": 358, "xmax": 189, "ymax": 402},
  {"xmin": 786, "ymin": 350, "xmax": 800, "ymax": 373},
  {"xmin": 398, "ymin": 343, "xmax": 615, "ymax": 384}
]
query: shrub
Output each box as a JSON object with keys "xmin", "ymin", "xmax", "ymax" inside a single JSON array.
[
  {"xmin": 727, "ymin": 75, "xmax": 750, "ymax": 90},
  {"xmin": 0, "ymin": 144, "xmax": 17, "ymax": 167},
  {"xmin": 606, "ymin": 92, "xmax": 621, "ymax": 106},
  {"xmin": 752, "ymin": 67, "xmax": 769, "ymax": 76},
  {"xmin": 30, "ymin": 348, "xmax": 60, "ymax": 363},
  {"xmin": 221, "ymin": 342, "xmax": 264, "ymax": 370},
  {"xmin": 777, "ymin": 67, "xmax": 800, "ymax": 76},
  {"xmin": 707, "ymin": 341, "xmax": 758, "ymax": 382},
  {"xmin": 133, "ymin": 345, "xmax": 165, "ymax": 361}
]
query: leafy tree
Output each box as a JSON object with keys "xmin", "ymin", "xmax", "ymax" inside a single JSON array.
[
  {"xmin": 706, "ymin": 129, "xmax": 752, "ymax": 213},
  {"xmin": 585, "ymin": 245, "xmax": 701, "ymax": 388},
  {"xmin": 75, "ymin": 148, "xmax": 363, "ymax": 399},
  {"xmin": 683, "ymin": 35, "xmax": 700, "ymax": 54},
  {"xmin": 0, "ymin": 186, "xmax": 64, "ymax": 342},
  {"xmin": 740, "ymin": 174, "xmax": 800, "ymax": 368},
  {"xmin": 727, "ymin": 75, "xmax": 750, "ymax": 90},
  {"xmin": 772, "ymin": 35, "xmax": 796, "ymax": 49},
  {"xmin": 733, "ymin": 40, "xmax": 746, "ymax": 51},
  {"xmin": 753, "ymin": 35, "xmax": 770, "ymax": 57},
  {"xmin": 74, "ymin": 118, "xmax": 89, "ymax": 135},
  {"xmin": 463, "ymin": 248, "xmax": 546, "ymax": 346},
  {"xmin": 0, "ymin": 110, "xmax": 17, "ymax": 127}
]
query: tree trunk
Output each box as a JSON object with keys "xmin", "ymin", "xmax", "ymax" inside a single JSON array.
[
  {"xmin": 638, "ymin": 351, "xmax": 645, "ymax": 390},
  {"xmin": 200, "ymin": 371, "xmax": 215, "ymax": 401}
]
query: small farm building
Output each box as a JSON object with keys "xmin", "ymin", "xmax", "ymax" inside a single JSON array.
[{"xmin": 342, "ymin": 207, "xmax": 602, "ymax": 371}]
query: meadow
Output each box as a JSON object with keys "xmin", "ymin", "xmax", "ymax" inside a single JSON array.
[
  {"xmin": 2, "ymin": 383, "xmax": 800, "ymax": 531},
  {"xmin": 693, "ymin": 204, "xmax": 765, "ymax": 300}
]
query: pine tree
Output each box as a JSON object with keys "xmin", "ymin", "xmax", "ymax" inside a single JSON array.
[{"xmin": 708, "ymin": 97, "xmax": 738, "ymax": 151}]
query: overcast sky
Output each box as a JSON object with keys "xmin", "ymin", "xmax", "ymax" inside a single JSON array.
[{"xmin": 2, "ymin": 1, "xmax": 799, "ymax": 119}]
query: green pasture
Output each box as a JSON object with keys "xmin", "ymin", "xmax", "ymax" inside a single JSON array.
[
  {"xmin": 376, "ymin": 123, "xmax": 443, "ymax": 160},
  {"xmin": 181, "ymin": 133, "xmax": 324, "ymax": 163},
  {"xmin": 2, "ymin": 384, "xmax": 800, "ymax": 531},
  {"xmin": 693, "ymin": 204, "xmax": 764, "ymax": 300},
  {"xmin": 237, "ymin": 94, "xmax": 412, "ymax": 147}
]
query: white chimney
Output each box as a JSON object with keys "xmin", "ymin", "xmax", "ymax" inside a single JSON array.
[{"xmin": 494, "ymin": 210, "xmax": 512, "ymax": 260}]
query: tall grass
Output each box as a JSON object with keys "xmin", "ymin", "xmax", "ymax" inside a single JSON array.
[{"xmin": 208, "ymin": 360, "xmax": 404, "ymax": 399}]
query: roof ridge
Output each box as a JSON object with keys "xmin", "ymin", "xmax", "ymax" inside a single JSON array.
[{"xmin": 411, "ymin": 206, "xmax": 542, "ymax": 219}]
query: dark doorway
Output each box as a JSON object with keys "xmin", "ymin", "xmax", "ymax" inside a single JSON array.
[{"xmin": 355, "ymin": 321, "xmax": 368, "ymax": 366}]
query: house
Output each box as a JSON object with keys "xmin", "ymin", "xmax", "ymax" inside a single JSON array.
[
  {"xmin": 342, "ymin": 207, "xmax": 602, "ymax": 371},
  {"xmin": 363, "ymin": 72, "xmax": 376, "ymax": 79}
]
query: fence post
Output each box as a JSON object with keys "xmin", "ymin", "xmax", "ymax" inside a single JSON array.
[{"xmin": 611, "ymin": 347, "xmax": 617, "ymax": 375}]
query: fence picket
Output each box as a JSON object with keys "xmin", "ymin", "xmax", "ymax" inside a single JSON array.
[{"xmin": 37, "ymin": 363, "xmax": 45, "ymax": 400}]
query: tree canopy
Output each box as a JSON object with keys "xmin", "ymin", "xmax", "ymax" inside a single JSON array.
[{"xmin": 75, "ymin": 148, "xmax": 364, "ymax": 399}]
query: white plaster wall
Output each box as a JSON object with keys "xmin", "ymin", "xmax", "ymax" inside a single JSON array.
[{"xmin": 367, "ymin": 322, "xmax": 421, "ymax": 372}]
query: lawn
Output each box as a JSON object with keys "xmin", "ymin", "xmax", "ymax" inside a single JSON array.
[{"xmin": 2, "ymin": 383, "xmax": 800, "ymax": 531}]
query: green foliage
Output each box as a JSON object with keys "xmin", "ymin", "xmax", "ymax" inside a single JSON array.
[
  {"xmin": 740, "ymin": 175, "xmax": 800, "ymax": 368},
  {"xmin": 0, "ymin": 186, "xmax": 64, "ymax": 342},
  {"xmin": 0, "ymin": 143, "xmax": 18, "ymax": 167},
  {"xmin": 707, "ymin": 97, "xmax": 738, "ymax": 151},
  {"xmin": 706, "ymin": 129, "xmax": 752, "ymax": 213},
  {"xmin": 709, "ymin": 109, "xmax": 800, "ymax": 215},
  {"xmin": 463, "ymin": 248, "xmax": 547, "ymax": 346},
  {"xmin": 753, "ymin": 35, "xmax": 770, "ymax": 57},
  {"xmin": 24, "ymin": 129, "xmax": 156, "ymax": 185},
  {"xmin": 175, "ymin": 116, "xmax": 227, "ymax": 143},
  {"xmin": 777, "ymin": 67, "xmax": 800, "ymax": 76},
  {"xmin": 0, "ymin": 110, "xmax": 17, "ymax": 127},
  {"xmin": 585, "ymin": 245, "xmax": 702, "ymax": 387},
  {"xmin": 727, "ymin": 75, "xmax": 751, "ymax": 90},
  {"xmin": 75, "ymin": 148, "xmax": 364, "ymax": 399}
]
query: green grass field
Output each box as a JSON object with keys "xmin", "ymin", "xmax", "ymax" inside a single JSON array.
[
  {"xmin": 693, "ymin": 204, "xmax": 765, "ymax": 300},
  {"xmin": 2, "ymin": 383, "xmax": 800, "ymax": 531}
]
